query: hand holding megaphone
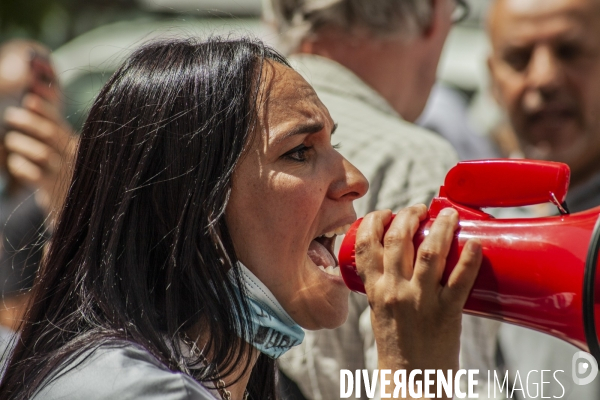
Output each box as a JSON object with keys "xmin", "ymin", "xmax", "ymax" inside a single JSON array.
[
  {"xmin": 339, "ymin": 159, "xmax": 600, "ymax": 362},
  {"xmin": 352, "ymin": 204, "xmax": 483, "ymax": 374}
]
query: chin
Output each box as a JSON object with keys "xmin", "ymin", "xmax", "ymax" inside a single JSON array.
[
  {"xmin": 301, "ymin": 291, "xmax": 350, "ymax": 330},
  {"xmin": 320, "ymin": 311, "xmax": 349, "ymax": 330}
]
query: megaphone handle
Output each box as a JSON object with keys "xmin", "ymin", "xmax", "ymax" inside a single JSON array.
[{"xmin": 443, "ymin": 160, "xmax": 571, "ymax": 209}]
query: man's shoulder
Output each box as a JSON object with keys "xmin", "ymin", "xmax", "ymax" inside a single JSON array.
[{"xmin": 33, "ymin": 341, "xmax": 216, "ymax": 400}]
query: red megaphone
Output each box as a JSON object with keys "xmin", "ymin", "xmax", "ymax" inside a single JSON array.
[{"xmin": 339, "ymin": 159, "xmax": 600, "ymax": 361}]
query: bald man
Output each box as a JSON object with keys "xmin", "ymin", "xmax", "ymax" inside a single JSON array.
[
  {"xmin": 489, "ymin": 0, "xmax": 600, "ymax": 209},
  {"xmin": 488, "ymin": 0, "xmax": 600, "ymax": 397}
]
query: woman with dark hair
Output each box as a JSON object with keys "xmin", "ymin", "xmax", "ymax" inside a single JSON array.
[{"xmin": 0, "ymin": 37, "xmax": 481, "ymax": 400}]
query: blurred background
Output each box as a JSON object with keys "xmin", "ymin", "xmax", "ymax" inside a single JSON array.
[{"xmin": 0, "ymin": 0, "xmax": 499, "ymax": 136}]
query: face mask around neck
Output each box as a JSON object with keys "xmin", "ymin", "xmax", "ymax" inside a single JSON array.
[{"xmin": 230, "ymin": 262, "xmax": 305, "ymax": 359}]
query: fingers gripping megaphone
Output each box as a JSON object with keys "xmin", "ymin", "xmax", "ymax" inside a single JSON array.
[{"xmin": 338, "ymin": 159, "xmax": 600, "ymax": 361}]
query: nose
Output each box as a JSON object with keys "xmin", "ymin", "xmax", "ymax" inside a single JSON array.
[
  {"xmin": 526, "ymin": 45, "xmax": 563, "ymax": 94},
  {"xmin": 329, "ymin": 156, "xmax": 369, "ymax": 202}
]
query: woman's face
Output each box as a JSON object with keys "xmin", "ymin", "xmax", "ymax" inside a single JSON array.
[{"xmin": 226, "ymin": 62, "xmax": 368, "ymax": 330}]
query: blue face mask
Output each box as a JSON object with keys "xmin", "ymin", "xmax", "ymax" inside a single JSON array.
[{"xmin": 230, "ymin": 263, "xmax": 305, "ymax": 359}]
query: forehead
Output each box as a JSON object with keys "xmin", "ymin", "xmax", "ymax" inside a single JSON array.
[
  {"xmin": 491, "ymin": 0, "xmax": 600, "ymax": 47},
  {"xmin": 258, "ymin": 62, "xmax": 330, "ymax": 143}
]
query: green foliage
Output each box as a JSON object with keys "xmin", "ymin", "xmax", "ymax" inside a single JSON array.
[{"xmin": 0, "ymin": 0, "xmax": 138, "ymax": 48}]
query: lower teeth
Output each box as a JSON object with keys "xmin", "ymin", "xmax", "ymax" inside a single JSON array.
[{"xmin": 318, "ymin": 265, "xmax": 341, "ymax": 277}]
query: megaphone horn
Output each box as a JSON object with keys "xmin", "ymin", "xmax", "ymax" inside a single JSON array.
[{"xmin": 338, "ymin": 159, "xmax": 600, "ymax": 362}]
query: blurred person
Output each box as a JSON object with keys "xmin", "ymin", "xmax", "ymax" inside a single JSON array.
[
  {"xmin": 0, "ymin": 202, "xmax": 45, "ymax": 374},
  {"xmin": 0, "ymin": 37, "xmax": 483, "ymax": 400},
  {"xmin": 488, "ymin": 0, "xmax": 600, "ymax": 212},
  {"xmin": 0, "ymin": 204, "xmax": 46, "ymax": 332},
  {"xmin": 264, "ymin": 1, "xmax": 501, "ymax": 399},
  {"xmin": 0, "ymin": 39, "xmax": 75, "ymax": 338},
  {"xmin": 487, "ymin": 0, "xmax": 600, "ymax": 397},
  {"xmin": 0, "ymin": 40, "xmax": 76, "ymax": 218}
]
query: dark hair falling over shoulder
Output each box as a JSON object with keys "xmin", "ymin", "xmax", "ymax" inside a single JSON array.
[{"xmin": 0, "ymin": 37, "xmax": 289, "ymax": 399}]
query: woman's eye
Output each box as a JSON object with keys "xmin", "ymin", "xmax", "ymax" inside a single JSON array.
[{"xmin": 283, "ymin": 144, "xmax": 312, "ymax": 162}]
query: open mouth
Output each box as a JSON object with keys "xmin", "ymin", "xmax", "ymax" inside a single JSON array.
[{"xmin": 308, "ymin": 224, "xmax": 351, "ymax": 277}]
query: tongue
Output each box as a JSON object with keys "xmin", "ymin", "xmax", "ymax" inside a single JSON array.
[{"xmin": 308, "ymin": 240, "xmax": 336, "ymax": 268}]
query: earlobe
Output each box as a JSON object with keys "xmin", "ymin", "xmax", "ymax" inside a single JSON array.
[{"xmin": 423, "ymin": 0, "xmax": 448, "ymax": 39}]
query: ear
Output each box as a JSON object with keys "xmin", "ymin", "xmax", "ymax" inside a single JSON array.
[{"xmin": 422, "ymin": 0, "xmax": 451, "ymax": 39}]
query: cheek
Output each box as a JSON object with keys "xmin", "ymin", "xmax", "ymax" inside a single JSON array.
[
  {"xmin": 578, "ymin": 73, "xmax": 600, "ymax": 116},
  {"xmin": 228, "ymin": 172, "xmax": 326, "ymax": 271},
  {"xmin": 261, "ymin": 173, "xmax": 324, "ymax": 232},
  {"xmin": 498, "ymin": 79, "xmax": 523, "ymax": 111},
  {"xmin": 492, "ymin": 64, "xmax": 522, "ymax": 106}
]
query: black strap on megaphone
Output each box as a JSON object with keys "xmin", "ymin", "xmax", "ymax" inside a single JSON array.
[{"xmin": 584, "ymin": 215, "xmax": 600, "ymax": 363}]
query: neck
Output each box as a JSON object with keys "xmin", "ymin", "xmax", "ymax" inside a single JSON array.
[
  {"xmin": 221, "ymin": 347, "xmax": 259, "ymax": 400},
  {"xmin": 571, "ymin": 163, "xmax": 600, "ymax": 190},
  {"xmin": 187, "ymin": 325, "xmax": 260, "ymax": 400},
  {"xmin": 297, "ymin": 27, "xmax": 428, "ymax": 122}
]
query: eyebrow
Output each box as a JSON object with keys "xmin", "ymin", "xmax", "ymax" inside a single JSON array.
[{"xmin": 274, "ymin": 121, "xmax": 337, "ymax": 144}]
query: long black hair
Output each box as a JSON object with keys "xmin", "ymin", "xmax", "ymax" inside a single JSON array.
[{"xmin": 0, "ymin": 37, "xmax": 289, "ymax": 399}]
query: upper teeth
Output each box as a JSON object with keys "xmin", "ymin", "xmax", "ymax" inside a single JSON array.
[
  {"xmin": 321, "ymin": 224, "xmax": 352, "ymax": 239},
  {"xmin": 318, "ymin": 265, "xmax": 341, "ymax": 277}
]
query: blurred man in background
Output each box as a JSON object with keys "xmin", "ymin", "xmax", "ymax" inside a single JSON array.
[
  {"xmin": 264, "ymin": 1, "xmax": 500, "ymax": 399},
  {"xmin": 0, "ymin": 39, "xmax": 75, "ymax": 338},
  {"xmin": 489, "ymin": 0, "xmax": 600, "ymax": 212},
  {"xmin": 488, "ymin": 0, "xmax": 600, "ymax": 397}
]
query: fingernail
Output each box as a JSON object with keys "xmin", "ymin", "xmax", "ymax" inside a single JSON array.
[{"xmin": 439, "ymin": 208, "xmax": 457, "ymax": 217}]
